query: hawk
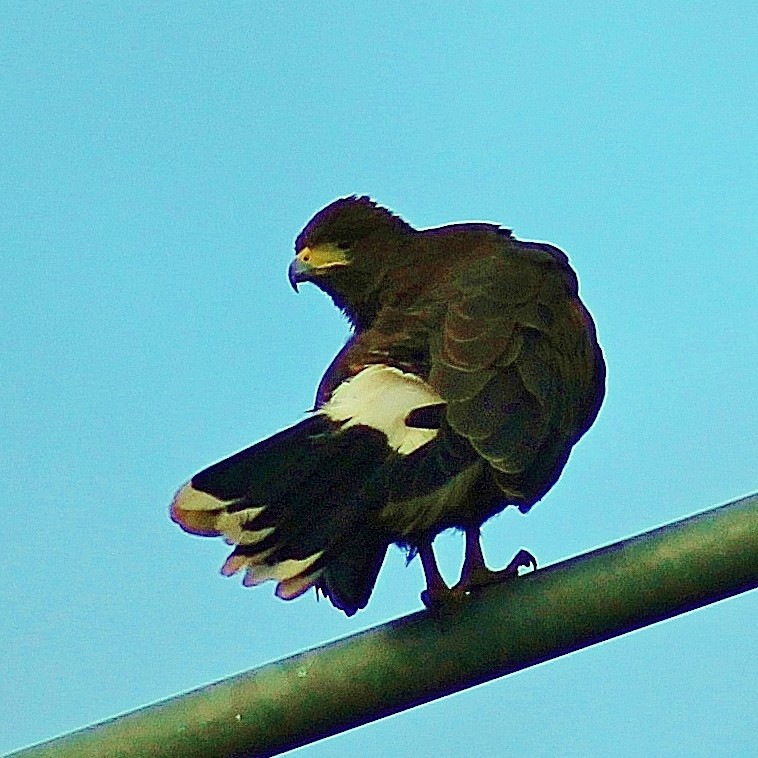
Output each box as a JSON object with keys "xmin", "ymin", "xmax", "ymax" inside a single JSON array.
[{"xmin": 171, "ymin": 197, "xmax": 605, "ymax": 615}]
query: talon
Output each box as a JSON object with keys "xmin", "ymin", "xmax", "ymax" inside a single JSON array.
[
  {"xmin": 421, "ymin": 584, "xmax": 470, "ymax": 613},
  {"xmin": 508, "ymin": 548, "xmax": 538, "ymax": 574},
  {"xmin": 463, "ymin": 548, "xmax": 537, "ymax": 591}
]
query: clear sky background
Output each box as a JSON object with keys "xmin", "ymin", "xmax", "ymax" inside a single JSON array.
[{"xmin": 2, "ymin": 3, "xmax": 756, "ymax": 756}]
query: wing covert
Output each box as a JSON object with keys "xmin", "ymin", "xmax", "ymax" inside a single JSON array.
[{"xmin": 428, "ymin": 242, "xmax": 604, "ymax": 506}]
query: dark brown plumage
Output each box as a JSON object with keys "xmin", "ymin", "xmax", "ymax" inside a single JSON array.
[{"xmin": 172, "ymin": 196, "xmax": 605, "ymax": 614}]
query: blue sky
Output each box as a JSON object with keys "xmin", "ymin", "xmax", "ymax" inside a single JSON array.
[{"xmin": 1, "ymin": 3, "xmax": 756, "ymax": 756}]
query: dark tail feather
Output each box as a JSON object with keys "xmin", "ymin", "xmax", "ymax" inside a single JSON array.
[
  {"xmin": 316, "ymin": 523, "xmax": 390, "ymax": 615},
  {"xmin": 171, "ymin": 414, "xmax": 393, "ymax": 614}
]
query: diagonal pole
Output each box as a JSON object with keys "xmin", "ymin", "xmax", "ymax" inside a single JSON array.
[{"xmin": 6, "ymin": 492, "xmax": 757, "ymax": 758}]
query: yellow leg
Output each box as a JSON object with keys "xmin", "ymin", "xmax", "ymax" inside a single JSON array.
[
  {"xmin": 419, "ymin": 540, "xmax": 450, "ymax": 607},
  {"xmin": 453, "ymin": 527, "xmax": 537, "ymax": 592}
]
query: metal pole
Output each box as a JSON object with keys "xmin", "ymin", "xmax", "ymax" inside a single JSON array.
[{"xmin": 7, "ymin": 492, "xmax": 757, "ymax": 758}]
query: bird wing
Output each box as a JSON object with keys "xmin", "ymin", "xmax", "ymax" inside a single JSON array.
[{"xmin": 427, "ymin": 239, "xmax": 605, "ymax": 508}]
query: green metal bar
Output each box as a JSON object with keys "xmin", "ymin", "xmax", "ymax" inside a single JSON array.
[{"xmin": 7, "ymin": 492, "xmax": 757, "ymax": 758}]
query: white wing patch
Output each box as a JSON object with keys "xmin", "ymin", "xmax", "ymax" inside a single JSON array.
[{"xmin": 319, "ymin": 364, "xmax": 443, "ymax": 455}]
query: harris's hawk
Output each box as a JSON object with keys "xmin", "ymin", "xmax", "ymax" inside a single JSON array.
[{"xmin": 171, "ymin": 197, "xmax": 605, "ymax": 615}]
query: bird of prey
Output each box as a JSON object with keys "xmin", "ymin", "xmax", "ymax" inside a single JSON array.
[{"xmin": 171, "ymin": 197, "xmax": 605, "ymax": 615}]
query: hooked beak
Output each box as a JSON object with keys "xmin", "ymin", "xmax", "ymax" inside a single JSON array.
[{"xmin": 288, "ymin": 257, "xmax": 312, "ymax": 292}]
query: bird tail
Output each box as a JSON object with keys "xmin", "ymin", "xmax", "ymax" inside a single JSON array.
[{"xmin": 171, "ymin": 415, "xmax": 392, "ymax": 615}]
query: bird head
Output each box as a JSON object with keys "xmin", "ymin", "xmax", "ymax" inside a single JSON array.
[{"xmin": 289, "ymin": 196, "xmax": 415, "ymax": 328}]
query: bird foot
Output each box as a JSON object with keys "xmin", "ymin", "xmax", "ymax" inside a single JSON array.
[
  {"xmin": 420, "ymin": 583, "xmax": 470, "ymax": 612},
  {"xmin": 420, "ymin": 550, "xmax": 536, "ymax": 610},
  {"xmin": 457, "ymin": 549, "xmax": 537, "ymax": 592}
]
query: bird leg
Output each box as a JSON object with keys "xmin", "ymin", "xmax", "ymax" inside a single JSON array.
[
  {"xmin": 419, "ymin": 532, "xmax": 536, "ymax": 608},
  {"xmin": 419, "ymin": 540, "xmax": 456, "ymax": 608},
  {"xmin": 452, "ymin": 527, "xmax": 537, "ymax": 593}
]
